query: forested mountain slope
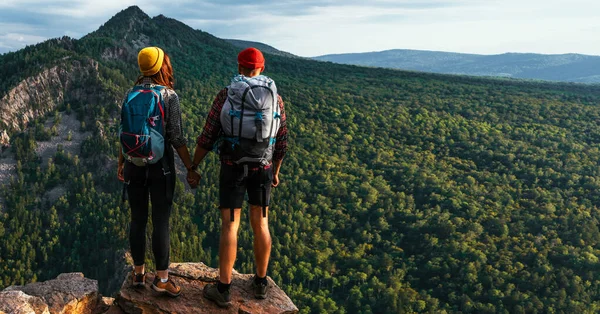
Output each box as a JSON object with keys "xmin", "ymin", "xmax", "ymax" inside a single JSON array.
[
  {"xmin": 2, "ymin": 5, "xmax": 600, "ymax": 314},
  {"xmin": 314, "ymin": 49, "xmax": 600, "ymax": 83}
]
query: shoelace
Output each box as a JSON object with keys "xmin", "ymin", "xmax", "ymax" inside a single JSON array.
[
  {"xmin": 167, "ymin": 278, "xmax": 179, "ymax": 289},
  {"xmin": 255, "ymin": 279, "xmax": 268, "ymax": 286}
]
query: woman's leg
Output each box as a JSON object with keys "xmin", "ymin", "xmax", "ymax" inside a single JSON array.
[
  {"xmin": 149, "ymin": 173, "xmax": 172, "ymax": 276},
  {"xmin": 128, "ymin": 181, "xmax": 150, "ymax": 270}
]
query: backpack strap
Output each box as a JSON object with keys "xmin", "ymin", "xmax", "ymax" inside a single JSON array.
[
  {"xmin": 152, "ymin": 85, "xmax": 166, "ymax": 120},
  {"xmin": 255, "ymin": 112, "xmax": 263, "ymax": 143},
  {"xmin": 268, "ymin": 90, "xmax": 279, "ymax": 148},
  {"xmin": 155, "ymin": 86, "xmax": 174, "ymax": 201},
  {"xmin": 238, "ymin": 86, "xmax": 251, "ymax": 139}
]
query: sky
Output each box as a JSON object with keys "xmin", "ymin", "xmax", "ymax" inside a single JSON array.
[{"xmin": 0, "ymin": 0, "xmax": 599, "ymax": 57}]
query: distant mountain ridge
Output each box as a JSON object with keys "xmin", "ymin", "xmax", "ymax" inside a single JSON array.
[
  {"xmin": 314, "ymin": 49, "xmax": 600, "ymax": 83},
  {"xmin": 225, "ymin": 39, "xmax": 299, "ymax": 58}
]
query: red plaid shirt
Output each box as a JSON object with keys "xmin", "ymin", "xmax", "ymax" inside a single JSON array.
[{"xmin": 196, "ymin": 88, "xmax": 288, "ymax": 161}]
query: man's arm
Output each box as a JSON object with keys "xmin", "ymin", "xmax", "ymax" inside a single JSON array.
[
  {"xmin": 193, "ymin": 88, "xmax": 228, "ymax": 164},
  {"xmin": 192, "ymin": 147, "xmax": 211, "ymax": 166},
  {"xmin": 187, "ymin": 89, "xmax": 228, "ymax": 186},
  {"xmin": 272, "ymin": 159, "xmax": 283, "ymax": 187},
  {"xmin": 272, "ymin": 95, "xmax": 288, "ymax": 187}
]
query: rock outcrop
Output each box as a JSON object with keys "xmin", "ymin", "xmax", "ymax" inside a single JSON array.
[
  {"xmin": 0, "ymin": 290, "xmax": 50, "ymax": 314},
  {"xmin": 117, "ymin": 262, "xmax": 298, "ymax": 314},
  {"xmin": 0, "ymin": 273, "xmax": 100, "ymax": 314},
  {"xmin": 0, "ymin": 263, "xmax": 298, "ymax": 314}
]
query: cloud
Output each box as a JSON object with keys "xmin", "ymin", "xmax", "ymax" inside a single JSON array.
[
  {"xmin": 0, "ymin": 0, "xmax": 599, "ymax": 57},
  {"xmin": 0, "ymin": 30, "xmax": 47, "ymax": 51},
  {"xmin": 167, "ymin": 0, "xmax": 466, "ymax": 21},
  {"xmin": 0, "ymin": 0, "xmax": 135, "ymax": 53}
]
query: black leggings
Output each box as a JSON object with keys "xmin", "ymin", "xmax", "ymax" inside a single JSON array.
[{"xmin": 125, "ymin": 161, "xmax": 174, "ymax": 271}]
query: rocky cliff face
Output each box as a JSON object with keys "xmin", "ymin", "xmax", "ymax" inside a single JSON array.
[
  {"xmin": 0, "ymin": 263, "xmax": 298, "ymax": 314},
  {"xmin": 0, "ymin": 130, "xmax": 8, "ymax": 147},
  {"xmin": 0, "ymin": 273, "xmax": 100, "ymax": 314},
  {"xmin": 0, "ymin": 58, "xmax": 101, "ymax": 134}
]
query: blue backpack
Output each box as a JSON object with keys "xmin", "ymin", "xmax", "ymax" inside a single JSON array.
[{"xmin": 120, "ymin": 84, "xmax": 166, "ymax": 165}]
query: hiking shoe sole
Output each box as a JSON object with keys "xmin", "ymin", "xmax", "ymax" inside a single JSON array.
[{"xmin": 256, "ymin": 292, "xmax": 267, "ymax": 299}]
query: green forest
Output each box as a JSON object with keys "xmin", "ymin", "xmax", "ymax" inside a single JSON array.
[{"xmin": 2, "ymin": 6, "xmax": 600, "ymax": 313}]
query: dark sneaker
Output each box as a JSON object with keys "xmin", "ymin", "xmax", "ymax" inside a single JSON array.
[
  {"xmin": 132, "ymin": 271, "xmax": 146, "ymax": 287},
  {"xmin": 251, "ymin": 275, "xmax": 269, "ymax": 299},
  {"xmin": 203, "ymin": 283, "xmax": 231, "ymax": 308},
  {"xmin": 151, "ymin": 276, "xmax": 181, "ymax": 297}
]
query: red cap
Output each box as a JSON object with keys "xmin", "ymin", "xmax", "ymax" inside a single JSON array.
[{"xmin": 237, "ymin": 47, "xmax": 265, "ymax": 70}]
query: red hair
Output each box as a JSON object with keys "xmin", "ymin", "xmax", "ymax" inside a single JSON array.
[{"xmin": 136, "ymin": 53, "xmax": 175, "ymax": 89}]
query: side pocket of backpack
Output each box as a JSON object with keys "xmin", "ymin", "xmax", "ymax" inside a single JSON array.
[{"xmin": 149, "ymin": 128, "xmax": 165, "ymax": 162}]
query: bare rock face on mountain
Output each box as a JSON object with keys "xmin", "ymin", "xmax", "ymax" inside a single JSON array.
[
  {"xmin": 0, "ymin": 130, "xmax": 8, "ymax": 147},
  {"xmin": 0, "ymin": 58, "xmax": 100, "ymax": 133},
  {"xmin": 116, "ymin": 262, "xmax": 299, "ymax": 314},
  {"xmin": 1, "ymin": 273, "xmax": 100, "ymax": 314}
]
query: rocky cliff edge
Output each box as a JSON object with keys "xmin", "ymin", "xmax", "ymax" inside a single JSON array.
[{"xmin": 0, "ymin": 263, "xmax": 298, "ymax": 314}]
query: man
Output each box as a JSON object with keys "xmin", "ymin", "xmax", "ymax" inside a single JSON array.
[{"xmin": 188, "ymin": 47, "xmax": 288, "ymax": 307}]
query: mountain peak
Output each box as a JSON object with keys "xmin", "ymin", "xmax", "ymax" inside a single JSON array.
[
  {"xmin": 108, "ymin": 5, "xmax": 150, "ymax": 24},
  {"xmin": 122, "ymin": 5, "xmax": 145, "ymax": 14},
  {"xmin": 86, "ymin": 5, "xmax": 152, "ymax": 39}
]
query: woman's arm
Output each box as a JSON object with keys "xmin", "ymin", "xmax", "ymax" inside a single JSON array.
[{"xmin": 164, "ymin": 90, "xmax": 194, "ymax": 170}]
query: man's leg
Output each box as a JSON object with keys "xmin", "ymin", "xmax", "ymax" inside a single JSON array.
[
  {"xmin": 219, "ymin": 207, "xmax": 242, "ymax": 284},
  {"xmin": 249, "ymin": 205, "xmax": 271, "ymax": 278},
  {"xmin": 204, "ymin": 163, "xmax": 245, "ymax": 307}
]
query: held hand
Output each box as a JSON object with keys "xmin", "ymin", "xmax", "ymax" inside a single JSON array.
[
  {"xmin": 117, "ymin": 162, "xmax": 124, "ymax": 182},
  {"xmin": 187, "ymin": 170, "xmax": 201, "ymax": 189},
  {"xmin": 272, "ymin": 173, "xmax": 280, "ymax": 187}
]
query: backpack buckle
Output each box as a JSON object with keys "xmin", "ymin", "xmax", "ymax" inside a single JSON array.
[{"xmin": 148, "ymin": 115, "xmax": 160, "ymax": 127}]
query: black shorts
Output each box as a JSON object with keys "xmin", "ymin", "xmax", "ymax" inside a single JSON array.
[{"xmin": 219, "ymin": 162, "xmax": 273, "ymax": 209}]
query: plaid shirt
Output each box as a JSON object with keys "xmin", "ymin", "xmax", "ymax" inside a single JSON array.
[{"xmin": 197, "ymin": 88, "xmax": 288, "ymax": 161}]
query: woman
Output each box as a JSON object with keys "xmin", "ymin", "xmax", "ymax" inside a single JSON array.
[{"xmin": 117, "ymin": 47, "xmax": 197, "ymax": 297}]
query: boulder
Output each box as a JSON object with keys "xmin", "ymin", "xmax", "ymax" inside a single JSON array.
[
  {"xmin": 96, "ymin": 297, "xmax": 125, "ymax": 314},
  {"xmin": 116, "ymin": 262, "xmax": 298, "ymax": 314},
  {"xmin": 4, "ymin": 272, "xmax": 100, "ymax": 314},
  {"xmin": 0, "ymin": 290, "xmax": 50, "ymax": 314}
]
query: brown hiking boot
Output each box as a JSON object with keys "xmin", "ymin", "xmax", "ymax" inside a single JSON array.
[
  {"xmin": 151, "ymin": 276, "xmax": 181, "ymax": 297},
  {"xmin": 132, "ymin": 271, "xmax": 146, "ymax": 287}
]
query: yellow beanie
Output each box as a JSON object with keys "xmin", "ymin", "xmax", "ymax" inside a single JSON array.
[{"xmin": 138, "ymin": 47, "xmax": 165, "ymax": 76}]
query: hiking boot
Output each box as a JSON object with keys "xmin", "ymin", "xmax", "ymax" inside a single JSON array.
[
  {"xmin": 132, "ymin": 271, "xmax": 146, "ymax": 287},
  {"xmin": 251, "ymin": 275, "xmax": 269, "ymax": 299},
  {"xmin": 203, "ymin": 283, "xmax": 231, "ymax": 308},
  {"xmin": 151, "ymin": 276, "xmax": 181, "ymax": 297}
]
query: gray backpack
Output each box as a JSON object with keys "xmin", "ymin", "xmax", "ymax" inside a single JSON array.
[{"xmin": 220, "ymin": 74, "xmax": 281, "ymax": 166}]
